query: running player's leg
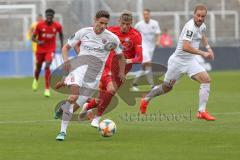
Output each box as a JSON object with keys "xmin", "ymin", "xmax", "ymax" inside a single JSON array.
[
  {"xmin": 140, "ymin": 55, "xmax": 184, "ymax": 114},
  {"xmin": 132, "ymin": 64, "xmax": 145, "ymax": 90},
  {"xmin": 43, "ymin": 52, "xmax": 54, "ymax": 97},
  {"xmin": 56, "ymin": 84, "xmax": 79, "ymax": 141},
  {"xmin": 133, "ymin": 49, "xmax": 154, "ymax": 90},
  {"xmin": 189, "ymin": 60, "xmax": 215, "ymax": 120},
  {"xmin": 91, "ymin": 76, "xmax": 120, "ymax": 127},
  {"xmin": 144, "ymin": 62, "xmax": 154, "ymax": 88},
  {"xmin": 32, "ymin": 53, "xmax": 44, "ymax": 91}
]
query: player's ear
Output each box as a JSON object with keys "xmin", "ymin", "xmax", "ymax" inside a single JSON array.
[{"xmin": 118, "ymin": 17, "xmax": 122, "ymax": 23}]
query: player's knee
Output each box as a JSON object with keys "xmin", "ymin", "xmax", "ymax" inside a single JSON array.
[
  {"xmin": 68, "ymin": 95, "xmax": 78, "ymax": 104},
  {"xmin": 73, "ymin": 103, "xmax": 80, "ymax": 112},
  {"xmin": 201, "ymin": 76, "xmax": 211, "ymax": 83},
  {"xmin": 36, "ymin": 63, "xmax": 42, "ymax": 70},
  {"xmin": 45, "ymin": 62, "xmax": 51, "ymax": 69},
  {"xmin": 107, "ymin": 84, "xmax": 117, "ymax": 94}
]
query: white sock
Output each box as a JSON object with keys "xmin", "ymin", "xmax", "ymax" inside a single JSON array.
[
  {"xmin": 198, "ymin": 83, "xmax": 210, "ymax": 112},
  {"xmin": 145, "ymin": 84, "xmax": 165, "ymax": 101},
  {"xmin": 133, "ymin": 70, "xmax": 145, "ymax": 84},
  {"xmin": 93, "ymin": 116, "xmax": 101, "ymax": 123},
  {"xmin": 145, "ymin": 66, "xmax": 154, "ymax": 86},
  {"xmin": 60, "ymin": 102, "xmax": 74, "ymax": 133}
]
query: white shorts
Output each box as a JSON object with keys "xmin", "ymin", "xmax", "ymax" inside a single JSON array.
[
  {"xmin": 164, "ymin": 55, "xmax": 206, "ymax": 86},
  {"xmin": 142, "ymin": 47, "xmax": 155, "ymax": 63},
  {"xmin": 64, "ymin": 65, "xmax": 99, "ymax": 90}
]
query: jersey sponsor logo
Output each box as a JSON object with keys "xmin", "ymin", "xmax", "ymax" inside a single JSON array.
[
  {"xmin": 83, "ymin": 45, "xmax": 105, "ymax": 53},
  {"xmin": 121, "ymin": 38, "xmax": 133, "ymax": 51},
  {"xmin": 186, "ymin": 30, "xmax": 193, "ymax": 39},
  {"xmin": 104, "ymin": 42, "xmax": 117, "ymax": 51}
]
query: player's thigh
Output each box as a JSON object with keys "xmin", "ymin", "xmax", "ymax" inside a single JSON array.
[
  {"xmin": 106, "ymin": 77, "xmax": 120, "ymax": 94},
  {"xmin": 192, "ymin": 71, "xmax": 211, "ymax": 83},
  {"xmin": 142, "ymin": 48, "xmax": 154, "ymax": 63},
  {"xmin": 44, "ymin": 52, "xmax": 54, "ymax": 64},
  {"xmin": 35, "ymin": 53, "xmax": 45, "ymax": 65},
  {"xmin": 187, "ymin": 60, "xmax": 210, "ymax": 83}
]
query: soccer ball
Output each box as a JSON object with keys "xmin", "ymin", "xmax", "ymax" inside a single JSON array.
[{"xmin": 98, "ymin": 119, "xmax": 116, "ymax": 137}]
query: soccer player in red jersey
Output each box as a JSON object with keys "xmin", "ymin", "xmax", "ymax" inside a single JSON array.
[
  {"xmin": 79, "ymin": 11, "xmax": 143, "ymax": 127},
  {"xmin": 32, "ymin": 8, "xmax": 63, "ymax": 97}
]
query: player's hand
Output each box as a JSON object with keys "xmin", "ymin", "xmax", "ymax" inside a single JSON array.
[
  {"xmin": 207, "ymin": 48, "xmax": 215, "ymax": 60},
  {"xmin": 126, "ymin": 59, "xmax": 132, "ymax": 64},
  {"xmin": 37, "ymin": 40, "xmax": 44, "ymax": 45},
  {"xmin": 63, "ymin": 61, "xmax": 71, "ymax": 73},
  {"xmin": 156, "ymin": 42, "xmax": 161, "ymax": 48},
  {"xmin": 202, "ymin": 51, "xmax": 214, "ymax": 60}
]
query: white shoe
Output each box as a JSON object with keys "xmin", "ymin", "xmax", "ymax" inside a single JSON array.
[
  {"xmin": 91, "ymin": 116, "xmax": 101, "ymax": 128},
  {"xmin": 132, "ymin": 86, "xmax": 140, "ymax": 91}
]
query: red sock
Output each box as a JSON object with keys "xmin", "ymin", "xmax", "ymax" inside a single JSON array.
[
  {"xmin": 86, "ymin": 99, "xmax": 98, "ymax": 110},
  {"xmin": 45, "ymin": 67, "xmax": 51, "ymax": 89},
  {"xmin": 97, "ymin": 90, "xmax": 114, "ymax": 116}
]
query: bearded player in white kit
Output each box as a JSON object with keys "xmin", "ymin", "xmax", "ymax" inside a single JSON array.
[
  {"xmin": 140, "ymin": 4, "xmax": 216, "ymax": 121},
  {"xmin": 132, "ymin": 9, "xmax": 161, "ymax": 90},
  {"xmin": 55, "ymin": 10, "xmax": 125, "ymax": 141}
]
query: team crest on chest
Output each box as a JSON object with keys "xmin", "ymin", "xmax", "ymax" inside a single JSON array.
[{"xmin": 102, "ymin": 38, "xmax": 107, "ymax": 44}]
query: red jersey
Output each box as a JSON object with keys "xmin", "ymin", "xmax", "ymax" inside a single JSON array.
[
  {"xmin": 34, "ymin": 20, "xmax": 63, "ymax": 53},
  {"xmin": 104, "ymin": 26, "xmax": 142, "ymax": 77}
]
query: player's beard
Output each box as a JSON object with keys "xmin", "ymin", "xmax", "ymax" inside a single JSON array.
[{"xmin": 95, "ymin": 26, "xmax": 105, "ymax": 34}]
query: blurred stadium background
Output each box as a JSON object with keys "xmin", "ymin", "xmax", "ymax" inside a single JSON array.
[{"xmin": 0, "ymin": 0, "xmax": 239, "ymax": 77}]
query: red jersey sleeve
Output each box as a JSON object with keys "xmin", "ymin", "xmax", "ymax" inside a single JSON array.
[{"xmin": 131, "ymin": 32, "xmax": 142, "ymax": 63}]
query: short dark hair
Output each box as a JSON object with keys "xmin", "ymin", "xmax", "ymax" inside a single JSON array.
[
  {"xmin": 194, "ymin": 4, "xmax": 207, "ymax": 13},
  {"xmin": 144, "ymin": 9, "xmax": 151, "ymax": 13},
  {"xmin": 95, "ymin": 10, "xmax": 110, "ymax": 19},
  {"xmin": 45, "ymin": 8, "xmax": 55, "ymax": 15},
  {"xmin": 120, "ymin": 10, "xmax": 133, "ymax": 22}
]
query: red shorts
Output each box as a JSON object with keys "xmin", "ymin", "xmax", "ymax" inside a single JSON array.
[
  {"xmin": 99, "ymin": 74, "xmax": 123, "ymax": 91},
  {"xmin": 35, "ymin": 52, "xmax": 54, "ymax": 64}
]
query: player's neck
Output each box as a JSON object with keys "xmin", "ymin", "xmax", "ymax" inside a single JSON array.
[
  {"xmin": 144, "ymin": 19, "xmax": 150, "ymax": 23},
  {"xmin": 45, "ymin": 20, "xmax": 53, "ymax": 25}
]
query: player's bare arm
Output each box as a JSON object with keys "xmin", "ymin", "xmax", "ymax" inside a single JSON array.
[
  {"xmin": 59, "ymin": 32, "xmax": 64, "ymax": 49},
  {"xmin": 117, "ymin": 54, "xmax": 126, "ymax": 81},
  {"xmin": 31, "ymin": 34, "xmax": 44, "ymax": 45},
  {"xmin": 201, "ymin": 34, "xmax": 214, "ymax": 60},
  {"xmin": 155, "ymin": 33, "xmax": 161, "ymax": 47},
  {"xmin": 182, "ymin": 40, "xmax": 213, "ymax": 60}
]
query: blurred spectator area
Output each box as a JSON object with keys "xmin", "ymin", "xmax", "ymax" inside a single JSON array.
[{"xmin": 0, "ymin": 0, "xmax": 239, "ymax": 51}]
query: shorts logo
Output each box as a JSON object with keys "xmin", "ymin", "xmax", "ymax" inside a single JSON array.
[{"xmin": 186, "ymin": 30, "xmax": 193, "ymax": 39}]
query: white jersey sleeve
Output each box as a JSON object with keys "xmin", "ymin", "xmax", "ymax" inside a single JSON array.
[
  {"xmin": 67, "ymin": 29, "xmax": 85, "ymax": 47},
  {"xmin": 112, "ymin": 34, "xmax": 122, "ymax": 55},
  {"xmin": 182, "ymin": 22, "xmax": 195, "ymax": 42},
  {"xmin": 155, "ymin": 21, "xmax": 161, "ymax": 34},
  {"xmin": 134, "ymin": 22, "xmax": 141, "ymax": 32}
]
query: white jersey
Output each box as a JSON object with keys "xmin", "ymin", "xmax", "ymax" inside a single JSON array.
[
  {"xmin": 173, "ymin": 18, "xmax": 206, "ymax": 60},
  {"xmin": 67, "ymin": 27, "xmax": 122, "ymax": 81},
  {"xmin": 135, "ymin": 19, "xmax": 161, "ymax": 51}
]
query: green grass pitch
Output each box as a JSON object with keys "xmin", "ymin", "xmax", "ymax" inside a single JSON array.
[{"xmin": 0, "ymin": 71, "xmax": 240, "ymax": 160}]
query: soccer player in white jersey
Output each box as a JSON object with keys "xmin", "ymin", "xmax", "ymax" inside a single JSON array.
[
  {"xmin": 139, "ymin": 4, "xmax": 216, "ymax": 121},
  {"xmin": 132, "ymin": 9, "xmax": 161, "ymax": 91},
  {"xmin": 55, "ymin": 10, "xmax": 125, "ymax": 141}
]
